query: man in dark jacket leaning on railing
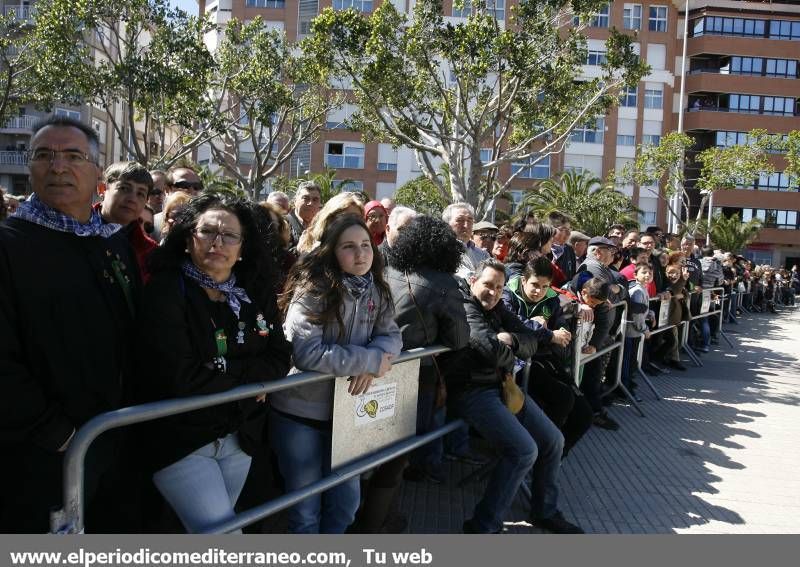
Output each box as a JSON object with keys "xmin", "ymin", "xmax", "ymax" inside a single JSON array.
[{"xmin": 441, "ymin": 258, "xmax": 583, "ymax": 535}]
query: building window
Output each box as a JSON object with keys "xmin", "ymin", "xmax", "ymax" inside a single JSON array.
[
  {"xmin": 648, "ymin": 6, "xmax": 667, "ymax": 32},
  {"xmin": 333, "ymin": 179, "xmax": 364, "ymax": 191},
  {"xmin": 758, "ymin": 172, "xmax": 794, "ymax": 191},
  {"xmin": 763, "ymin": 96, "xmax": 796, "ymax": 116},
  {"xmin": 619, "ymin": 86, "xmax": 638, "ymax": 107},
  {"xmin": 585, "ymin": 50, "xmax": 607, "ymax": 66},
  {"xmin": 765, "ymin": 58, "xmax": 799, "ymax": 78},
  {"xmin": 642, "ymin": 134, "xmax": 661, "ymax": 146},
  {"xmin": 769, "ymin": 20, "xmax": 800, "ymax": 41},
  {"xmin": 640, "ymin": 211, "xmax": 657, "ymax": 224},
  {"xmin": 644, "ymin": 88, "xmax": 663, "ymax": 109},
  {"xmin": 623, "ymin": 4, "xmax": 642, "ymax": 31},
  {"xmin": 511, "ymin": 155, "xmax": 550, "ymax": 179},
  {"xmin": 730, "ymin": 56, "xmax": 763, "ymax": 76},
  {"xmin": 590, "ymin": 3, "xmax": 610, "ymax": 28},
  {"xmin": 55, "ymin": 108, "xmax": 81, "ymax": 121},
  {"xmin": 617, "ymin": 135, "xmax": 636, "ymax": 146},
  {"xmin": 452, "ymin": 0, "xmax": 505, "ymax": 20},
  {"xmin": 693, "ymin": 16, "xmax": 766, "ymax": 38},
  {"xmin": 333, "ymin": 0, "xmax": 373, "ymax": 13},
  {"xmin": 245, "ymin": 0, "xmax": 286, "ymax": 7},
  {"xmin": 715, "ymin": 131, "xmax": 750, "ymax": 147},
  {"xmin": 729, "ymin": 94, "xmax": 761, "ymax": 113},
  {"xmin": 742, "ymin": 208, "xmax": 798, "ymax": 229},
  {"xmin": 569, "ymin": 118, "xmax": 605, "ymax": 144},
  {"xmin": 325, "ymin": 142, "xmax": 365, "ymax": 169}
]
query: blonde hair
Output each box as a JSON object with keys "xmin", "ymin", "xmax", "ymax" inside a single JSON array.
[
  {"xmin": 297, "ymin": 191, "xmax": 365, "ymax": 253},
  {"xmin": 161, "ymin": 192, "xmax": 192, "ymax": 237}
]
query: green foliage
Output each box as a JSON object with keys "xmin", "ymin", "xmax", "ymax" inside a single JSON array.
[
  {"xmin": 709, "ymin": 213, "xmax": 761, "ymax": 254},
  {"xmin": 394, "ymin": 176, "xmax": 448, "ymax": 217},
  {"xmin": 784, "ymin": 130, "xmax": 800, "ymax": 187},
  {"xmin": 520, "ymin": 170, "xmax": 640, "ymax": 237},
  {"xmin": 30, "ymin": 0, "xmax": 217, "ymax": 167},
  {"xmin": 211, "ymin": 18, "xmax": 341, "ymax": 198},
  {"xmin": 0, "ymin": 12, "xmax": 36, "ymax": 124},
  {"xmin": 304, "ymin": 1, "xmax": 646, "ymax": 216},
  {"xmin": 296, "ymin": 167, "xmax": 357, "ymax": 204},
  {"xmin": 198, "ymin": 166, "xmax": 246, "ymax": 199}
]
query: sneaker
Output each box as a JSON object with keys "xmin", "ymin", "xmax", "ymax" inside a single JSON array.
[
  {"xmin": 592, "ymin": 411, "xmax": 620, "ymax": 431},
  {"xmin": 444, "ymin": 451, "xmax": 489, "ymax": 466},
  {"xmin": 531, "ymin": 511, "xmax": 585, "ymax": 534},
  {"xmin": 666, "ymin": 360, "xmax": 687, "ymax": 371}
]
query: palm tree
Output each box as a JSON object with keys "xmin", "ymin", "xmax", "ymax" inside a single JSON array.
[
  {"xmin": 519, "ymin": 170, "xmax": 640, "ymax": 236},
  {"xmin": 709, "ymin": 213, "xmax": 761, "ymax": 253}
]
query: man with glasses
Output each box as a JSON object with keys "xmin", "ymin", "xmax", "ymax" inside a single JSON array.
[
  {"xmin": 0, "ymin": 116, "xmax": 140, "ymax": 532},
  {"xmin": 98, "ymin": 161, "xmax": 157, "ymax": 281},
  {"xmin": 152, "ymin": 167, "xmax": 203, "ymax": 240},
  {"xmin": 147, "ymin": 169, "xmax": 167, "ymax": 213},
  {"xmin": 471, "ymin": 220, "xmax": 498, "ymax": 255}
]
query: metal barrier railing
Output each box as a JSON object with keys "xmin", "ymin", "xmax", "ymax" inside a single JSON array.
[
  {"xmin": 571, "ymin": 301, "xmax": 641, "ymax": 416},
  {"xmin": 633, "ymin": 296, "xmax": 681, "ymax": 401},
  {"xmin": 681, "ymin": 287, "xmax": 733, "ymax": 364},
  {"xmin": 50, "ymin": 345, "xmax": 455, "ymax": 534}
]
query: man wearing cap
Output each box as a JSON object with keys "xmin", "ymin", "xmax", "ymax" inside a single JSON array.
[
  {"xmin": 364, "ymin": 200, "xmax": 389, "ymax": 245},
  {"xmin": 471, "ymin": 220, "xmax": 498, "ymax": 255},
  {"xmin": 569, "ymin": 231, "xmax": 590, "ymax": 265}
]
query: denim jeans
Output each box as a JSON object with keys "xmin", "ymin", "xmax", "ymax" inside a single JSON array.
[
  {"xmin": 453, "ymin": 387, "xmax": 564, "ymax": 533},
  {"xmin": 152, "ymin": 433, "xmax": 251, "ymax": 534},
  {"xmin": 269, "ymin": 411, "xmax": 360, "ymax": 534}
]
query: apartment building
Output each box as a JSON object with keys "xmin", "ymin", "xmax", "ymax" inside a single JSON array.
[{"xmin": 198, "ymin": 0, "xmax": 799, "ymax": 265}]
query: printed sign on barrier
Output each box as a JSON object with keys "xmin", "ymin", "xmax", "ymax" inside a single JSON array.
[
  {"xmin": 701, "ymin": 290, "xmax": 711, "ymax": 314},
  {"xmin": 658, "ymin": 299, "xmax": 671, "ymax": 327},
  {"xmin": 330, "ymin": 358, "xmax": 420, "ymax": 470}
]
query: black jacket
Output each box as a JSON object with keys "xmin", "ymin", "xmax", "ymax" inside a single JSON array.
[
  {"xmin": 0, "ymin": 218, "xmax": 139, "ymax": 452},
  {"xmin": 287, "ymin": 210, "xmax": 306, "ymax": 253},
  {"xmin": 554, "ymin": 243, "xmax": 578, "ymax": 282},
  {"xmin": 135, "ymin": 270, "xmax": 292, "ymax": 471},
  {"xmin": 385, "ymin": 266, "xmax": 469, "ymax": 351},
  {"xmin": 441, "ymin": 283, "xmax": 537, "ymax": 393}
]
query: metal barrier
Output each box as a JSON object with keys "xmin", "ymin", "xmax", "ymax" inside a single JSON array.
[
  {"xmin": 681, "ymin": 287, "xmax": 733, "ymax": 363},
  {"xmin": 633, "ymin": 296, "xmax": 678, "ymax": 401},
  {"xmin": 571, "ymin": 301, "xmax": 642, "ymax": 416},
  {"xmin": 50, "ymin": 345, "xmax": 456, "ymax": 534}
]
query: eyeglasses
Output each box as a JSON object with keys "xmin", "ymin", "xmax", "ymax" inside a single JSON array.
[
  {"xmin": 193, "ymin": 227, "xmax": 243, "ymax": 246},
  {"xmin": 172, "ymin": 181, "xmax": 204, "ymax": 192},
  {"xmin": 366, "ymin": 213, "xmax": 386, "ymax": 222},
  {"xmin": 475, "ymin": 233, "xmax": 496, "ymax": 241},
  {"xmin": 28, "ymin": 148, "xmax": 96, "ymax": 165}
]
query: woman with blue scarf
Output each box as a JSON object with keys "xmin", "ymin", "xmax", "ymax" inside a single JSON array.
[
  {"xmin": 136, "ymin": 194, "xmax": 291, "ymax": 533},
  {"xmin": 272, "ymin": 214, "xmax": 402, "ymax": 533}
]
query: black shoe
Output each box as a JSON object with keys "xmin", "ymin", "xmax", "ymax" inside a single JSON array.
[
  {"xmin": 444, "ymin": 451, "xmax": 489, "ymax": 466},
  {"xmin": 463, "ymin": 518, "xmax": 499, "ymax": 534},
  {"xmin": 592, "ymin": 411, "xmax": 620, "ymax": 431},
  {"xmin": 666, "ymin": 360, "xmax": 687, "ymax": 371},
  {"xmin": 531, "ymin": 511, "xmax": 585, "ymax": 534}
]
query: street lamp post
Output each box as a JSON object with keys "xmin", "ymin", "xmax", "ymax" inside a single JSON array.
[{"xmin": 671, "ymin": 0, "xmax": 690, "ymax": 234}]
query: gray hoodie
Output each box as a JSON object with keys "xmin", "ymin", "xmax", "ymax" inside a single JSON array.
[
  {"xmin": 270, "ymin": 282, "xmax": 403, "ymax": 421},
  {"xmin": 700, "ymin": 256, "xmax": 723, "ymax": 289}
]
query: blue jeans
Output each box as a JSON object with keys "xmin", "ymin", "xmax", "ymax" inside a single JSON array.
[
  {"xmin": 453, "ymin": 387, "xmax": 564, "ymax": 533},
  {"xmin": 152, "ymin": 433, "xmax": 251, "ymax": 534},
  {"xmin": 269, "ymin": 411, "xmax": 360, "ymax": 533}
]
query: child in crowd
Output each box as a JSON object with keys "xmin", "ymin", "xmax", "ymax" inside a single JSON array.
[
  {"xmin": 271, "ymin": 214, "xmax": 402, "ymax": 533},
  {"xmin": 623, "ymin": 263, "xmax": 653, "ymax": 398}
]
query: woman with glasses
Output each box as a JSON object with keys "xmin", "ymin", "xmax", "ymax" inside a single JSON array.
[{"xmin": 135, "ymin": 194, "xmax": 292, "ymax": 533}]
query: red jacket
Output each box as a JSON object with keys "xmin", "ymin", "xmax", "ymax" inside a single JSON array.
[{"xmin": 94, "ymin": 203, "xmax": 157, "ymax": 282}]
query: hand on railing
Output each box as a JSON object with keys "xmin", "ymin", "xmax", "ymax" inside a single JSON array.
[
  {"xmin": 551, "ymin": 328, "xmax": 572, "ymax": 347},
  {"xmin": 348, "ymin": 373, "xmax": 374, "ymax": 396},
  {"xmin": 577, "ymin": 303, "xmax": 594, "ymax": 323}
]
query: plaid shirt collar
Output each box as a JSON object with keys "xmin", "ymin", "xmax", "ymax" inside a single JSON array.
[{"xmin": 12, "ymin": 193, "xmax": 122, "ymax": 238}]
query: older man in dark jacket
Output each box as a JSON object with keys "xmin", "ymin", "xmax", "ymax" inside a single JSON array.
[{"xmin": 442, "ymin": 258, "xmax": 582, "ymax": 534}]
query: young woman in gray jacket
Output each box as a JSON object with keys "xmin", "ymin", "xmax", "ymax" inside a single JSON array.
[{"xmin": 270, "ymin": 214, "xmax": 402, "ymax": 533}]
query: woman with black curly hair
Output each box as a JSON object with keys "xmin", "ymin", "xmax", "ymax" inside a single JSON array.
[
  {"xmin": 136, "ymin": 194, "xmax": 292, "ymax": 533},
  {"xmin": 351, "ymin": 216, "xmax": 469, "ymax": 532}
]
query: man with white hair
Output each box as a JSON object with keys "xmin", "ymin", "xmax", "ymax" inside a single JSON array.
[
  {"xmin": 378, "ymin": 205, "xmax": 417, "ymax": 265},
  {"xmin": 266, "ymin": 191, "xmax": 290, "ymax": 214},
  {"xmin": 380, "ymin": 197, "xmax": 396, "ymax": 215},
  {"xmin": 442, "ymin": 202, "xmax": 489, "ymax": 278}
]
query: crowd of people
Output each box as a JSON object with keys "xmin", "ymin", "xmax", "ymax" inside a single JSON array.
[{"xmin": 0, "ymin": 116, "xmax": 794, "ymax": 536}]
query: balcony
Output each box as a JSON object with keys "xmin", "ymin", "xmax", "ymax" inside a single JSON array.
[
  {"xmin": 3, "ymin": 5, "xmax": 35, "ymax": 21},
  {"xmin": 1, "ymin": 115, "xmax": 36, "ymax": 132}
]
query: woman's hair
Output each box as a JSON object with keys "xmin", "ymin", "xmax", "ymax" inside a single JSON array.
[
  {"xmin": 387, "ymin": 215, "xmax": 463, "ymax": 274},
  {"xmin": 280, "ymin": 214, "xmax": 391, "ymax": 338},
  {"xmin": 667, "ymin": 251, "xmax": 685, "ymax": 266},
  {"xmin": 258, "ymin": 201, "xmax": 290, "ymax": 248},
  {"xmin": 149, "ymin": 194, "xmax": 276, "ymax": 303},
  {"xmin": 297, "ymin": 191, "xmax": 365, "ymax": 253},
  {"xmin": 506, "ymin": 225, "xmax": 556, "ymax": 264},
  {"xmin": 161, "ymin": 191, "xmax": 192, "ymax": 234}
]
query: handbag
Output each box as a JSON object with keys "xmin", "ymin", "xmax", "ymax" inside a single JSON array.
[
  {"xmin": 405, "ymin": 273, "xmax": 447, "ymax": 409},
  {"xmin": 501, "ymin": 371, "xmax": 525, "ymax": 415}
]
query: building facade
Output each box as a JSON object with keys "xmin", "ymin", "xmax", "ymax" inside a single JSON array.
[{"xmin": 198, "ymin": 0, "xmax": 800, "ymax": 265}]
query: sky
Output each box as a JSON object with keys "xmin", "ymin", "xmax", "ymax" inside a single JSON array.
[{"xmin": 170, "ymin": 0, "xmax": 199, "ymax": 15}]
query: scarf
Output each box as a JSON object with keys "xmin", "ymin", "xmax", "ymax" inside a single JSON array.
[
  {"xmin": 551, "ymin": 243, "xmax": 564, "ymax": 261},
  {"xmin": 181, "ymin": 260, "xmax": 251, "ymax": 319},
  {"xmin": 13, "ymin": 193, "xmax": 122, "ymax": 238},
  {"xmin": 342, "ymin": 272, "xmax": 373, "ymax": 300}
]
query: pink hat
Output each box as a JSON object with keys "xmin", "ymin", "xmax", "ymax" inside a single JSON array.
[{"xmin": 364, "ymin": 200, "xmax": 387, "ymax": 219}]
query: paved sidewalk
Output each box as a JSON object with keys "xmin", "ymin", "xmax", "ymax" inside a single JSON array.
[{"xmin": 400, "ymin": 306, "xmax": 800, "ymax": 533}]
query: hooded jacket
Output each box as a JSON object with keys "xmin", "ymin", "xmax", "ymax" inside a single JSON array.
[
  {"xmin": 501, "ymin": 276, "xmax": 565, "ymax": 345},
  {"xmin": 270, "ymin": 279, "xmax": 403, "ymax": 421},
  {"xmin": 700, "ymin": 256, "xmax": 724, "ymax": 289}
]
